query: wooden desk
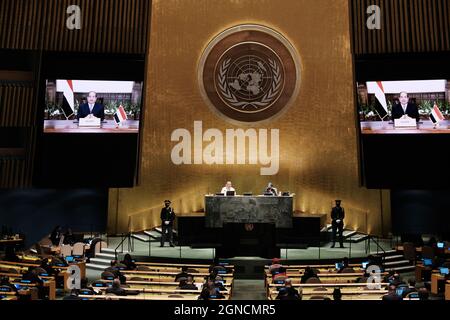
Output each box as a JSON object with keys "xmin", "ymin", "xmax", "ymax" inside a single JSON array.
[
  {"xmin": 445, "ymin": 281, "xmax": 450, "ymax": 300},
  {"xmin": 122, "ymin": 270, "xmax": 233, "ymax": 277},
  {"xmin": 361, "ymin": 120, "xmax": 450, "ymax": 134},
  {"xmin": 0, "ymin": 238, "xmax": 24, "ymax": 249},
  {"xmin": 415, "ymin": 264, "xmax": 433, "ymax": 282},
  {"xmin": 11, "ymin": 279, "xmax": 56, "ymax": 300},
  {"xmin": 135, "ymin": 262, "xmax": 234, "ymax": 268},
  {"xmin": 44, "ymin": 120, "xmax": 139, "ymax": 133},
  {"xmin": 396, "ymin": 245, "xmax": 450, "ymax": 255},
  {"xmin": 431, "ymin": 273, "xmax": 446, "ymax": 294}
]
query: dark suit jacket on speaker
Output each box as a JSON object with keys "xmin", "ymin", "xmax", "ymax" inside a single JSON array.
[
  {"xmin": 391, "ymin": 103, "xmax": 419, "ymax": 121},
  {"xmin": 77, "ymin": 103, "xmax": 105, "ymax": 120}
]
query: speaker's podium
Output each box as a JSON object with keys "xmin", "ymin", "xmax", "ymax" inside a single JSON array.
[{"xmin": 205, "ymin": 194, "xmax": 293, "ymax": 258}]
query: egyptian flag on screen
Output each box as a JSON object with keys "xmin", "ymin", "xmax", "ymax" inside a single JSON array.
[
  {"xmin": 114, "ymin": 105, "xmax": 127, "ymax": 124},
  {"xmin": 373, "ymin": 81, "xmax": 389, "ymax": 120},
  {"xmin": 60, "ymin": 80, "xmax": 75, "ymax": 118},
  {"xmin": 430, "ymin": 103, "xmax": 444, "ymax": 124}
]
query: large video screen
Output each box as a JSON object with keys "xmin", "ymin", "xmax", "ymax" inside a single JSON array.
[
  {"xmin": 44, "ymin": 79, "xmax": 142, "ymax": 133},
  {"xmin": 357, "ymin": 79, "xmax": 449, "ymax": 134}
]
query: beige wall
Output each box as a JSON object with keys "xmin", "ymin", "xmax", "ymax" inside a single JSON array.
[{"xmin": 108, "ymin": 0, "xmax": 390, "ymax": 236}]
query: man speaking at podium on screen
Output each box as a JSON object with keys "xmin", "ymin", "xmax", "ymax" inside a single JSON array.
[
  {"xmin": 391, "ymin": 91, "xmax": 419, "ymax": 122},
  {"xmin": 77, "ymin": 91, "xmax": 105, "ymax": 121}
]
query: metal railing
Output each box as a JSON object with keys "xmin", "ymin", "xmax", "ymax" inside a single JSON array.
[
  {"xmin": 114, "ymin": 232, "xmax": 133, "ymax": 260},
  {"xmin": 366, "ymin": 235, "xmax": 386, "ymax": 268}
]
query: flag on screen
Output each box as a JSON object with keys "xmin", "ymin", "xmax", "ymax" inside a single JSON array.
[
  {"xmin": 430, "ymin": 103, "xmax": 444, "ymax": 124},
  {"xmin": 372, "ymin": 81, "xmax": 389, "ymax": 120},
  {"xmin": 114, "ymin": 105, "xmax": 127, "ymax": 124},
  {"xmin": 60, "ymin": 80, "xmax": 75, "ymax": 118}
]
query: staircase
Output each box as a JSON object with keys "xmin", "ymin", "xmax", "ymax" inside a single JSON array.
[
  {"xmin": 325, "ymin": 224, "xmax": 369, "ymax": 243},
  {"xmin": 86, "ymin": 247, "xmax": 130, "ymax": 271},
  {"xmin": 131, "ymin": 227, "xmax": 178, "ymax": 243},
  {"xmin": 374, "ymin": 249, "xmax": 415, "ymax": 273}
]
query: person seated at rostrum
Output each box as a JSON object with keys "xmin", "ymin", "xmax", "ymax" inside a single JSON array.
[
  {"xmin": 120, "ymin": 253, "xmax": 137, "ymax": 270},
  {"xmin": 275, "ymin": 278, "xmax": 301, "ymax": 300}
]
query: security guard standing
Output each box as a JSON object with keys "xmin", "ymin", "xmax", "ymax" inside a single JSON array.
[
  {"xmin": 160, "ymin": 200, "xmax": 176, "ymax": 247},
  {"xmin": 331, "ymin": 199, "xmax": 345, "ymax": 248}
]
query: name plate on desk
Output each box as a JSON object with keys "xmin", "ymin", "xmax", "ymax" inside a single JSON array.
[
  {"xmin": 79, "ymin": 117, "xmax": 101, "ymax": 127},
  {"xmin": 394, "ymin": 117, "xmax": 417, "ymax": 128}
]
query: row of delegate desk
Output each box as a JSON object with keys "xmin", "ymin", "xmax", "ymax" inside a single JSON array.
[
  {"xmin": 83, "ymin": 262, "xmax": 235, "ymax": 300},
  {"xmin": 0, "ymin": 257, "xmax": 87, "ymax": 300},
  {"xmin": 264, "ymin": 263, "xmax": 389, "ymax": 300}
]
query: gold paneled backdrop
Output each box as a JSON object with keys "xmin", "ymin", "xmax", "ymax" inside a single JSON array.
[{"xmin": 108, "ymin": 0, "xmax": 391, "ymax": 236}]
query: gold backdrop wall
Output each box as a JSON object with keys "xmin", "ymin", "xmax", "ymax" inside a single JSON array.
[{"xmin": 108, "ymin": 0, "xmax": 391, "ymax": 236}]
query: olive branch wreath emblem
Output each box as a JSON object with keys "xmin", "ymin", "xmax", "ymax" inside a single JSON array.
[{"xmin": 217, "ymin": 58, "xmax": 282, "ymax": 109}]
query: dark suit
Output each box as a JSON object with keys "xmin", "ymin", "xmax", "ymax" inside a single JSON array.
[
  {"xmin": 160, "ymin": 206, "xmax": 176, "ymax": 246},
  {"xmin": 391, "ymin": 103, "xmax": 419, "ymax": 121},
  {"xmin": 77, "ymin": 103, "xmax": 105, "ymax": 120},
  {"xmin": 331, "ymin": 206, "xmax": 345, "ymax": 247}
]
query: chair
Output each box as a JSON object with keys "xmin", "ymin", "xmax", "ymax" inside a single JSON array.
[
  {"xmin": 60, "ymin": 244, "xmax": 72, "ymax": 257},
  {"xmin": 305, "ymin": 277, "xmax": 321, "ymax": 284},
  {"xmin": 421, "ymin": 246, "xmax": 435, "ymax": 260},
  {"xmin": 402, "ymin": 242, "xmax": 416, "ymax": 263},
  {"xmin": 341, "ymin": 267, "xmax": 355, "ymax": 273},
  {"xmin": 72, "ymin": 242, "xmax": 85, "ymax": 257},
  {"xmin": 94, "ymin": 241, "xmax": 108, "ymax": 255},
  {"xmin": 186, "ymin": 268, "xmax": 199, "ymax": 273},
  {"xmin": 168, "ymin": 294, "xmax": 184, "ymax": 298}
]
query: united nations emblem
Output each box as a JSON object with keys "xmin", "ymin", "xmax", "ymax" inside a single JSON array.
[{"xmin": 198, "ymin": 25, "xmax": 301, "ymax": 123}]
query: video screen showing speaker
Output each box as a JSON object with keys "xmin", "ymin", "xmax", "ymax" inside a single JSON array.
[
  {"xmin": 357, "ymin": 79, "xmax": 449, "ymax": 134},
  {"xmin": 44, "ymin": 79, "xmax": 142, "ymax": 133},
  {"xmin": 34, "ymin": 53, "xmax": 145, "ymax": 188},
  {"xmin": 354, "ymin": 54, "xmax": 450, "ymax": 188}
]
